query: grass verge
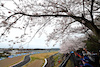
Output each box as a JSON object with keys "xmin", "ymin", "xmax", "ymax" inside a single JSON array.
[
  {"xmin": 23, "ymin": 51, "xmax": 58, "ymax": 67},
  {"xmin": 53, "ymin": 54, "xmax": 64, "ymax": 67}
]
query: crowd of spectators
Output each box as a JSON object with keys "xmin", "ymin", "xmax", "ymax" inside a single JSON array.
[{"xmin": 71, "ymin": 48, "xmax": 100, "ymax": 67}]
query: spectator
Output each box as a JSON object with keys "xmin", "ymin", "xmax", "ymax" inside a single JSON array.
[
  {"xmin": 74, "ymin": 51, "xmax": 82, "ymax": 67},
  {"xmin": 83, "ymin": 48, "xmax": 95, "ymax": 62},
  {"xmin": 71, "ymin": 51, "xmax": 79, "ymax": 67},
  {"xmin": 76, "ymin": 52, "xmax": 93, "ymax": 67},
  {"xmin": 82, "ymin": 60, "xmax": 93, "ymax": 67}
]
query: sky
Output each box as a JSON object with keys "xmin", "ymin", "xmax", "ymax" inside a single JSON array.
[
  {"xmin": 0, "ymin": 26, "xmax": 60, "ymax": 49},
  {"xmin": 0, "ymin": 0, "xmax": 60, "ymax": 49},
  {"xmin": 0, "ymin": 0, "xmax": 88, "ymax": 49}
]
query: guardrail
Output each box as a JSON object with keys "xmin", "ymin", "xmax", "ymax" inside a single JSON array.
[
  {"xmin": 8, "ymin": 51, "xmax": 51, "ymax": 59},
  {"xmin": 59, "ymin": 54, "xmax": 71, "ymax": 67}
]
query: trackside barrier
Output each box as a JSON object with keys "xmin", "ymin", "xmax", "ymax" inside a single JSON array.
[
  {"xmin": 7, "ymin": 51, "xmax": 49, "ymax": 59},
  {"xmin": 0, "ymin": 51, "xmax": 57, "ymax": 61},
  {"xmin": 59, "ymin": 54, "xmax": 71, "ymax": 67}
]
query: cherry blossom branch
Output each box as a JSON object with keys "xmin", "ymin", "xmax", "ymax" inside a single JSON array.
[
  {"xmin": 5, "ymin": 13, "xmax": 89, "ymax": 22},
  {"xmin": 62, "ymin": 21, "xmax": 76, "ymax": 33},
  {"xmin": 22, "ymin": 17, "xmax": 54, "ymax": 46},
  {"xmin": 0, "ymin": 15, "xmax": 23, "ymax": 38},
  {"xmin": 4, "ymin": 11, "xmax": 100, "ymax": 37}
]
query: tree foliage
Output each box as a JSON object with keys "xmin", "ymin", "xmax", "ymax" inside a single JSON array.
[
  {"xmin": 84, "ymin": 35, "xmax": 100, "ymax": 52},
  {"xmin": 0, "ymin": 0, "xmax": 100, "ymax": 52}
]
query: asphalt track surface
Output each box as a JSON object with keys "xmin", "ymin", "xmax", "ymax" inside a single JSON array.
[{"xmin": 12, "ymin": 55, "xmax": 30, "ymax": 67}]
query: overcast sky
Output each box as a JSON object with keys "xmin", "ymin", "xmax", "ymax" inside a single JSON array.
[
  {"xmin": 0, "ymin": 0, "xmax": 60, "ymax": 49},
  {"xmin": 0, "ymin": 0, "xmax": 87, "ymax": 49}
]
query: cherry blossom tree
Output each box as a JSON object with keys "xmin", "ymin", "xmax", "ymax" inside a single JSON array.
[
  {"xmin": 59, "ymin": 34, "xmax": 87, "ymax": 54},
  {"xmin": 0, "ymin": 0, "xmax": 100, "ymax": 51}
]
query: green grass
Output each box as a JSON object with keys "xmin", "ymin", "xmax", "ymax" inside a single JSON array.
[
  {"xmin": 30, "ymin": 57, "xmax": 40, "ymax": 62},
  {"xmin": 23, "ymin": 52, "xmax": 58, "ymax": 67},
  {"xmin": 66, "ymin": 59, "xmax": 74, "ymax": 67},
  {"xmin": 23, "ymin": 57, "xmax": 40, "ymax": 67},
  {"xmin": 53, "ymin": 54, "xmax": 64, "ymax": 67}
]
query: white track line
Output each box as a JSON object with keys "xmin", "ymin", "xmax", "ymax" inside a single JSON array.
[
  {"xmin": 42, "ymin": 58, "xmax": 47, "ymax": 67},
  {"xmin": 9, "ymin": 60, "xmax": 23, "ymax": 67}
]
